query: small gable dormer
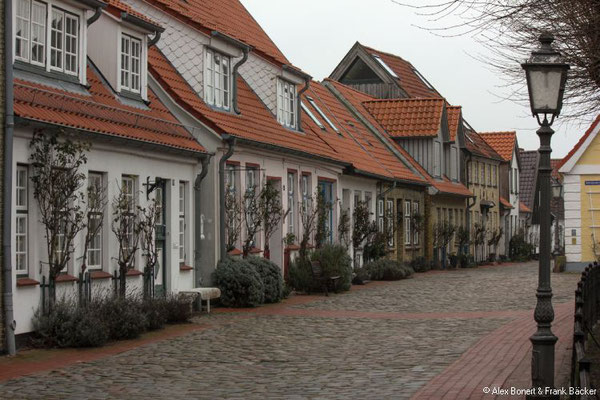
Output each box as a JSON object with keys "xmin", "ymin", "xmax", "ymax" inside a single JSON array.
[
  {"xmin": 87, "ymin": 2, "xmax": 163, "ymax": 102},
  {"xmin": 276, "ymin": 66, "xmax": 310, "ymax": 131},
  {"xmin": 14, "ymin": 0, "xmax": 105, "ymax": 84}
]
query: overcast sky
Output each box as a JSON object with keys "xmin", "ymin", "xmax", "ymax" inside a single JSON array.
[{"xmin": 240, "ymin": 0, "xmax": 590, "ymax": 159}]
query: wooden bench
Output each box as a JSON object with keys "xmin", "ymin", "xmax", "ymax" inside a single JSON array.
[
  {"xmin": 310, "ymin": 261, "xmax": 340, "ymax": 296},
  {"xmin": 180, "ymin": 287, "xmax": 221, "ymax": 313}
]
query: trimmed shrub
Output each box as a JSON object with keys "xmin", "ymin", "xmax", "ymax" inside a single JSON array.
[
  {"xmin": 162, "ymin": 294, "xmax": 193, "ymax": 323},
  {"xmin": 410, "ymin": 256, "xmax": 431, "ymax": 273},
  {"xmin": 311, "ymin": 244, "xmax": 353, "ymax": 292},
  {"xmin": 140, "ymin": 298, "xmax": 167, "ymax": 330},
  {"xmin": 364, "ymin": 259, "xmax": 414, "ymax": 281},
  {"xmin": 352, "ymin": 266, "xmax": 371, "ymax": 285},
  {"xmin": 32, "ymin": 298, "xmax": 112, "ymax": 348},
  {"xmin": 213, "ymin": 257, "xmax": 265, "ymax": 307},
  {"xmin": 363, "ymin": 232, "xmax": 388, "ymax": 263},
  {"xmin": 98, "ymin": 297, "xmax": 148, "ymax": 340},
  {"xmin": 247, "ymin": 257, "xmax": 284, "ymax": 303}
]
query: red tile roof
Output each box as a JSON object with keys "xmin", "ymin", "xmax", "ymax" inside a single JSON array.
[
  {"xmin": 149, "ymin": 48, "xmax": 424, "ymax": 184},
  {"xmin": 14, "ymin": 65, "xmax": 205, "ymax": 153},
  {"xmin": 499, "ymin": 196, "xmax": 513, "ymax": 209},
  {"xmin": 520, "ymin": 201, "xmax": 532, "ymax": 213},
  {"xmin": 556, "ymin": 114, "xmax": 600, "ymax": 171},
  {"xmin": 479, "ymin": 131, "xmax": 517, "ymax": 162},
  {"xmin": 446, "ymin": 106, "xmax": 461, "ymax": 142},
  {"xmin": 361, "ymin": 98, "xmax": 445, "ymax": 138},
  {"xmin": 104, "ymin": 0, "xmax": 163, "ymax": 29},
  {"xmin": 362, "ymin": 45, "xmax": 439, "ymax": 99},
  {"xmin": 464, "ymin": 130, "xmax": 503, "ymax": 161},
  {"xmin": 142, "ymin": 0, "xmax": 289, "ymax": 66},
  {"xmin": 327, "ymin": 80, "xmax": 472, "ymax": 197},
  {"xmin": 304, "ymin": 82, "xmax": 424, "ymax": 183}
]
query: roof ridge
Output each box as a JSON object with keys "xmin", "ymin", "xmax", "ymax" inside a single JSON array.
[
  {"xmin": 362, "ymin": 97, "xmax": 445, "ymax": 104},
  {"xmin": 557, "ymin": 113, "xmax": 600, "ymax": 171}
]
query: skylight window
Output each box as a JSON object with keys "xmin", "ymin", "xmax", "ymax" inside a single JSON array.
[
  {"xmin": 306, "ymin": 96, "xmax": 340, "ymax": 134},
  {"xmin": 372, "ymin": 54, "xmax": 398, "ymax": 78},
  {"xmin": 301, "ymin": 101, "xmax": 325, "ymax": 130},
  {"xmin": 412, "ymin": 68, "xmax": 435, "ymax": 90}
]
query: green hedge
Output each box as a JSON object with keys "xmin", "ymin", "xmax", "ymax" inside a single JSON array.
[
  {"xmin": 289, "ymin": 244, "xmax": 353, "ymax": 293},
  {"xmin": 363, "ymin": 259, "xmax": 414, "ymax": 281}
]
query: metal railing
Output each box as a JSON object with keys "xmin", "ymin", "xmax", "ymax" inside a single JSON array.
[{"xmin": 571, "ymin": 261, "xmax": 599, "ymax": 399}]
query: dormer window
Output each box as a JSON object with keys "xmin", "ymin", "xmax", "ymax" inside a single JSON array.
[
  {"xmin": 205, "ymin": 48, "xmax": 231, "ymax": 110},
  {"xmin": 277, "ymin": 79, "xmax": 297, "ymax": 129},
  {"xmin": 15, "ymin": 0, "xmax": 82, "ymax": 78},
  {"xmin": 120, "ymin": 34, "xmax": 142, "ymax": 93}
]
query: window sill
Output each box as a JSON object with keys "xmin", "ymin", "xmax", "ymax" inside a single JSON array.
[
  {"xmin": 14, "ymin": 61, "xmax": 82, "ymax": 85},
  {"xmin": 90, "ymin": 270, "xmax": 112, "ymax": 280},
  {"xmin": 285, "ymin": 244, "xmax": 301, "ymax": 251},
  {"xmin": 180, "ymin": 264, "xmax": 193, "ymax": 271},
  {"xmin": 17, "ymin": 277, "xmax": 40, "ymax": 287},
  {"xmin": 228, "ymin": 248, "xmax": 243, "ymax": 256},
  {"xmin": 249, "ymin": 247, "xmax": 262, "ymax": 254},
  {"xmin": 55, "ymin": 274, "xmax": 78, "ymax": 283},
  {"xmin": 126, "ymin": 270, "xmax": 143, "ymax": 277}
]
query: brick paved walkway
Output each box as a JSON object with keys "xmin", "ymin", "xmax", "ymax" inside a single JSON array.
[{"xmin": 0, "ymin": 262, "xmax": 580, "ymax": 399}]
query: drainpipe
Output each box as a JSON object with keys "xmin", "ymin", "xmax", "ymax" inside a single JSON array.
[
  {"xmin": 86, "ymin": 5, "xmax": 104, "ymax": 26},
  {"xmin": 219, "ymin": 135, "xmax": 236, "ymax": 260},
  {"xmin": 147, "ymin": 31, "xmax": 162, "ymax": 48},
  {"xmin": 3, "ymin": 0, "xmax": 16, "ymax": 356},
  {"xmin": 232, "ymin": 47, "xmax": 249, "ymax": 115},
  {"xmin": 194, "ymin": 155, "xmax": 211, "ymax": 287},
  {"xmin": 297, "ymin": 79, "xmax": 310, "ymax": 131}
]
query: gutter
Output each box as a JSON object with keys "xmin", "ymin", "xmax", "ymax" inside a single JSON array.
[
  {"xmin": 194, "ymin": 155, "xmax": 211, "ymax": 287},
  {"xmin": 121, "ymin": 12, "xmax": 164, "ymax": 35},
  {"xmin": 219, "ymin": 135, "xmax": 236, "ymax": 261},
  {"xmin": 86, "ymin": 1, "xmax": 106, "ymax": 26},
  {"xmin": 3, "ymin": 0, "xmax": 16, "ymax": 355},
  {"xmin": 297, "ymin": 79, "xmax": 310, "ymax": 132},
  {"xmin": 232, "ymin": 47, "xmax": 249, "ymax": 115}
]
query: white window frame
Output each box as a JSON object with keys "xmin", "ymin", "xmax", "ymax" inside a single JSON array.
[
  {"xmin": 122, "ymin": 175, "xmax": 136, "ymax": 267},
  {"xmin": 287, "ymin": 172, "xmax": 296, "ymax": 235},
  {"xmin": 87, "ymin": 172, "xmax": 104, "ymax": 270},
  {"xmin": 413, "ymin": 201, "xmax": 420, "ymax": 246},
  {"xmin": 277, "ymin": 79, "xmax": 297, "ymax": 129},
  {"xmin": 49, "ymin": 7, "xmax": 78, "ymax": 76},
  {"xmin": 15, "ymin": 165, "xmax": 29, "ymax": 275},
  {"xmin": 120, "ymin": 34, "xmax": 142, "ymax": 93},
  {"xmin": 377, "ymin": 199, "xmax": 384, "ymax": 233},
  {"xmin": 404, "ymin": 200, "xmax": 412, "ymax": 245},
  {"xmin": 433, "ymin": 142, "xmax": 441, "ymax": 177},
  {"xmin": 205, "ymin": 48, "xmax": 231, "ymax": 110},
  {"xmin": 386, "ymin": 199, "xmax": 394, "ymax": 247},
  {"xmin": 15, "ymin": 0, "xmax": 48, "ymax": 67},
  {"xmin": 179, "ymin": 181, "xmax": 186, "ymax": 264}
]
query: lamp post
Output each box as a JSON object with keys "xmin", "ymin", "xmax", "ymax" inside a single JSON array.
[{"xmin": 522, "ymin": 33, "xmax": 569, "ymax": 399}]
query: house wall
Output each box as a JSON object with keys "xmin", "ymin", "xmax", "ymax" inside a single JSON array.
[
  {"xmin": 0, "ymin": 0, "xmax": 5, "ymax": 352},
  {"xmin": 431, "ymin": 194, "xmax": 467, "ymax": 264},
  {"xmin": 11, "ymin": 128, "xmax": 200, "ymax": 334}
]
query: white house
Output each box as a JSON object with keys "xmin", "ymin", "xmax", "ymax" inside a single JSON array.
[{"xmin": 11, "ymin": 0, "xmax": 209, "ymax": 334}]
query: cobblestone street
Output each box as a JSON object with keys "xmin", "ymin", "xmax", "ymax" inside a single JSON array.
[{"xmin": 0, "ymin": 262, "xmax": 580, "ymax": 399}]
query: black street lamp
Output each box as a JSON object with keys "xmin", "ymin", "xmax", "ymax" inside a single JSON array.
[{"xmin": 522, "ymin": 32, "xmax": 569, "ymax": 399}]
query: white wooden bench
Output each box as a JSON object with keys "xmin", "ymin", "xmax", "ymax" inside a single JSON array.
[{"xmin": 180, "ymin": 287, "xmax": 221, "ymax": 313}]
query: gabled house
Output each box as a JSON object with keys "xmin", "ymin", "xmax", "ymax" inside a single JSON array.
[
  {"xmin": 326, "ymin": 80, "xmax": 472, "ymax": 265},
  {"xmin": 519, "ymin": 149, "xmax": 540, "ymax": 253},
  {"xmin": 480, "ymin": 131, "xmax": 521, "ymax": 257},
  {"xmin": 463, "ymin": 130, "xmax": 503, "ymax": 261},
  {"xmin": 550, "ymin": 159, "xmax": 565, "ymax": 255},
  {"xmin": 558, "ymin": 115, "xmax": 600, "ymax": 269},
  {"xmin": 11, "ymin": 0, "xmax": 209, "ymax": 335},
  {"xmin": 329, "ymin": 42, "xmax": 440, "ymax": 100}
]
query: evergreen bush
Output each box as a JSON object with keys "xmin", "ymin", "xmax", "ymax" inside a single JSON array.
[
  {"xmin": 288, "ymin": 257, "xmax": 316, "ymax": 293},
  {"xmin": 213, "ymin": 257, "xmax": 265, "ymax": 307},
  {"xmin": 410, "ymin": 256, "xmax": 431, "ymax": 273},
  {"xmin": 311, "ymin": 244, "xmax": 353, "ymax": 291},
  {"xmin": 364, "ymin": 259, "xmax": 414, "ymax": 281},
  {"xmin": 247, "ymin": 257, "xmax": 284, "ymax": 303}
]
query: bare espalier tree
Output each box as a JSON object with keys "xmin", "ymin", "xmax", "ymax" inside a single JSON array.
[
  {"xmin": 261, "ymin": 180, "xmax": 288, "ymax": 260},
  {"xmin": 242, "ymin": 182, "xmax": 262, "ymax": 258},
  {"xmin": 338, "ymin": 205, "xmax": 351, "ymax": 249},
  {"xmin": 29, "ymin": 131, "xmax": 89, "ymax": 302},
  {"xmin": 225, "ymin": 188, "xmax": 242, "ymax": 253},
  {"xmin": 299, "ymin": 190, "xmax": 319, "ymax": 261},
  {"xmin": 112, "ymin": 181, "xmax": 145, "ymax": 297},
  {"xmin": 140, "ymin": 198, "xmax": 160, "ymax": 298},
  {"xmin": 394, "ymin": 0, "xmax": 600, "ymax": 119},
  {"xmin": 352, "ymin": 200, "xmax": 378, "ymax": 264}
]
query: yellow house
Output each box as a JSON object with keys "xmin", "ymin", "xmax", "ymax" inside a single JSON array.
[{"xmin": 559, "ymin": 115, "xmax": 600, "ymax": 269}]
